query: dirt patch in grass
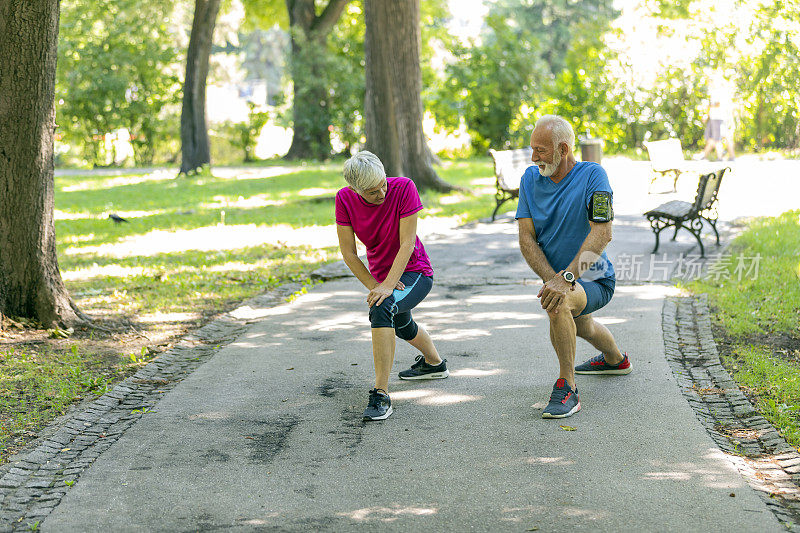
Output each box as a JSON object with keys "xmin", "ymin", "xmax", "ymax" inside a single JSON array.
[
  {"xmin": 1, "ymin": 315, "xmax": 164, "ymax": 463},
  {"xmin": 714, "ymin": 326, "xmax": 800, "ymax": 364}
]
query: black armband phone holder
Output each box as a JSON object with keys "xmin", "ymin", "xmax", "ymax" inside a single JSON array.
[{"xmin": 588, "ymin": 191, "xmax": 613, "ymax": 222}]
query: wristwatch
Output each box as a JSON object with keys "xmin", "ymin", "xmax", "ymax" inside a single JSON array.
[{"xmin": 561, "ymin": 270, "xmax": 576, "ymax": 287}]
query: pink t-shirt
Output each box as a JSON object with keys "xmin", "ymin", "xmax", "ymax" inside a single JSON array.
[{"xmin": 335, "ymin": 177, "xmax": 434, "ymax": 283}]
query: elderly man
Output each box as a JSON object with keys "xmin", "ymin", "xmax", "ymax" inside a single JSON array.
[{"xmin": 516, "ymin": 115, "xmax": 631, "ymax": 419}]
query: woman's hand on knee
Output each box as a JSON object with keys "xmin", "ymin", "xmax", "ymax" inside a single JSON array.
[{"xmin": 367, "ymin": 284, "xmax": 393, "ymax": 307}]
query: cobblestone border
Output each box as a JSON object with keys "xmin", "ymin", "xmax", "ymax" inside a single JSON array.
[
  {"xmin": 0, "ymin": 283, "xmax": 303, "ymax": 532},
  {"xmin": 663, "ymin": 295, "xmax": 800, "ymax": 531}
]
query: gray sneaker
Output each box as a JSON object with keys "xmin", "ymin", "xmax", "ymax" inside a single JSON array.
[
  {"xmin": 363, "ymin": 388, "xmax": 393, "ymax": 421},
  {"xmin": 398, "ymin": 355, "xmax": 449, "ymax": 380},
  {"xmin": 542, "ymin": 379, "xmax": 581, "ymax": 419}
]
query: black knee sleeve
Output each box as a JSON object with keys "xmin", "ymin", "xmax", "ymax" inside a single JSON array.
[
  {"xmin": 369, "ymin": 299, "xmax": 394, "ymax": 328},
  {"xmin": 394, "ymin": 317, "xmax": 418, "ymax": 341}
]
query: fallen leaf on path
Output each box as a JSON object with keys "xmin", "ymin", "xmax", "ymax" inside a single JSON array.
[{"xmin": 559, "ymin": 425, "xmax": 577, "ymax": 431}]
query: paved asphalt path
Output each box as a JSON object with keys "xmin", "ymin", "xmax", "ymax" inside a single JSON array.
[{"xmin": 41, "ymin": 161, "xmax": 790, "ymax": 532}]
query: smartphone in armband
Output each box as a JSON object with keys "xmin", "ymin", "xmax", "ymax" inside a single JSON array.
[{"xmin": 588, "ymin": 191, "xmax": 613, "ymax": 223}]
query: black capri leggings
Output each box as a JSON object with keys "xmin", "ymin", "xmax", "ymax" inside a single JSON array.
[{"xmin": 368, "ymin": 271, "xmax": 433, "ymax": 341}]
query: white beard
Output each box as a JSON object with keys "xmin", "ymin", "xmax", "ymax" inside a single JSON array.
[{"xmin": 538, "ymin": 149, "xmax": 562, "ymax": 177}]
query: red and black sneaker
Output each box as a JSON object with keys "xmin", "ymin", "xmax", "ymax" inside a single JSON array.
[
  {"xmin": 575, "ymin": 352, "xmax": 632, "ymax": 375},
  {"xmin": 542, "ymin": 379, "xmax": 581, "ymax": 419}
]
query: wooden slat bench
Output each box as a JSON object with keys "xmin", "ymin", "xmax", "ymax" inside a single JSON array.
[
  {"xmin": 488, "ymin": 147, "xmax": 532, "ymax": 221},
  {"xmin": 643, "ymin": 167, "xmax": 730, "ymax": 257}
]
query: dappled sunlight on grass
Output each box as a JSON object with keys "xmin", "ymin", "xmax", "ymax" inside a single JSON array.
[
  {"xmin": 137, "ymin": 312, "xmax": 200, "ymax": 324},
  {"xmin": 65, "ymin": 224, "xmax": 341, "ymax": 257},
  {"xmin": 212, "ymin": 166, "xmax": 303, "ymax": 180},
  {"xmin": 55, "ymin": 210, "xmax": 101, "ymax": 221},
  {"xmin": 63, "ymin": 241, "xmax": 335, "ymax": 325},
  {"xmin": 438, "ymin": 193, "xmax": 469, "ymax": 205},
  {"xmin": 61, "ymin": 233, "xmax": 97, "ymax": 245},
  {"xmin": 202, "ymin": 195, "xmax": 286, "ymax": 209},
  {"xmin": 469, "ymin": 176, "xmax": 495, "ymax": 186},
  {"xmin": 63, "ymin": 264, "xmax": 149, "ymax": 282},
  {"xmin": 298, "ymin": 187, "xmax": 338, "ymax": 197},
  {"xmin": 60, "ymin": 168, "xmax": 175, "ymax": 192},
  {"xmin": 42, "ymin": 159, "xmax": 499, "ymax": 393}
]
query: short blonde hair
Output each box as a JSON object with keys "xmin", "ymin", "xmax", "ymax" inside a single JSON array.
[{"xmin": 343, "ymin": 151, "xmax": 386, "ymax": 192}]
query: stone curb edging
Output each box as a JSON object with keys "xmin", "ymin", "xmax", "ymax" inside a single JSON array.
[
  {"xmin": 663, "ymin": 295, "xmax": 800, "ymax": 532},
  {"xmin": 0, "ymin": 283, "xmax": 303, "ymax": 532}
]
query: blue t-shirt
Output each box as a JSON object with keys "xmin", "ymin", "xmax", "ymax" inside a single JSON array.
[{"xmin": 515, "ymin": 161, "xmax": 615, "ymax": 282}]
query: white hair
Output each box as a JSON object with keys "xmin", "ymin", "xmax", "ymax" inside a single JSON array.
[
  {"xmin": 342, "ymin": 151, "xmax": 386, "ymax": 192},
  {"xmin": 535, "ymin": 115, "xmax": 575, "ymax": 153}
]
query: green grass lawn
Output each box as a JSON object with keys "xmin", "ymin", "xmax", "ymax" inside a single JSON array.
[
  {"xmin": 1, "ymin": 157, "xmax": 496, "ymax": 462},
  {"xmin": 54, "ymin": 159, "xmax": 496, "ymax": 321},
  {"xmin": 686, "ymin": 210, "xmax": 800, "ymax": 447}
]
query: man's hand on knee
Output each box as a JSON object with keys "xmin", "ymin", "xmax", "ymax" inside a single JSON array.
[{"xmin": 537, "ymin": 276, "xmax": 571, "ymax": 314}]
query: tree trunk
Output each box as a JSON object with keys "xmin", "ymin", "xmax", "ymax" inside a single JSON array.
[
  {"xmin": 364, "ymin": 0, "xmax": 454, "ymax": 192},
  {"xmin": 284, "ymin": 33, "xmax": 333, "ymax": 160},
  {"xmin": 0, "ymin": 0, "xmax": 81, "ymax": 327},
  {"xmin": 180, "ymin": 0, "xmax": 221, "ymax": 174},
  {"xmin": 283, "ymin": 0, "xmax": 349, "ymax": 161}
]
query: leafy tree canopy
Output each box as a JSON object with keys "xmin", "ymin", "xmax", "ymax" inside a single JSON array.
[{"xmin": 57, "ymin": 0, "xmax": 182, "ymax": 165}]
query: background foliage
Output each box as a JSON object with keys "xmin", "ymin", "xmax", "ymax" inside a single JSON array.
[
  {"xmin": 54, "ymin": 0, "xmax": 800, "ymax": 165},
  {"xmin": 57, "ymin": 0, "xmax": 183, "ymax": 166}
]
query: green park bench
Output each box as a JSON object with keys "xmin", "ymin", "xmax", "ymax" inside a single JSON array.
[
  {"xmin": 488, "ymin": 147, "xmax": 532, "ymax": 221},
  {"xmin": 643, "ymin": 167, "xmax": 730, "ymax": 257}
]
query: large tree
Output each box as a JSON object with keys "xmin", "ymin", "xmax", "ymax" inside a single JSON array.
[
  {"xmin": 364, "ymin": 0, "xmax": 453, "ymax": 192},
  {"xmin": 180, "ymin": 0, "xmax": 222, "ymax": 174},
  {"xmin": 0, "ymin": 0, "xmax": 82, "ymax": 326},
  {"xmin": 283, "ymin": 0, "xmax": 350, "ymax": 160}
]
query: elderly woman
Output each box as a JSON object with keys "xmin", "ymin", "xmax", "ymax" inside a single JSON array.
[{"xmin": 335, "ymin": 151, "xmax": 448, "ymax": 421}]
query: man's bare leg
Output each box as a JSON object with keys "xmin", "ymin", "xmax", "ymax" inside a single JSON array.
[
  {"xmin": 545, "ymin": 284, "xmax": 587, "ymax": 388},
  {"xmin": 574, "ymin": 314, "xmax": 624, "ymax": 364}
]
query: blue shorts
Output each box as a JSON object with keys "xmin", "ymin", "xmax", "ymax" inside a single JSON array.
[
  {"xmin": 576, "ymin": 277, "xmax": 615, "ymax": 317},
  {"xmin": 368, "ymin": 271, "xmax": 433, "ymax": 340}
]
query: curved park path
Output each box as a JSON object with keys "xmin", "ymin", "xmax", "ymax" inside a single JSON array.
[{"xmin": 5, "ymin": 158, "xmax": 800, "ymax": 531}]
